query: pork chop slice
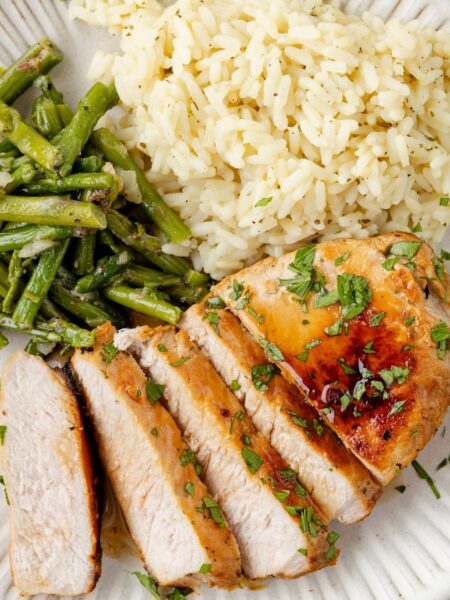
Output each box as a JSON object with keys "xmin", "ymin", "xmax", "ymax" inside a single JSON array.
[
  {"xmin": 181, "ymin": 303, "xmax": 381, "ymax": 523},
  {"xmin": 115, "ymin": 325, "xmax": 337, "ymax": 580},
  {"xmin": 214, "ymin": 232, "xmax": 450, "ymax": 485},
  {"xmin": 71, "ymin": 322, "xmax": 241, "ymax": 589},
  {"xmin": 1, "ymin": 351, "xmax": 100, "ymax": 596}
]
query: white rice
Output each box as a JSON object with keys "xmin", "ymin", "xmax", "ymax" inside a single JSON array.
[{"xmin": 70, "ymin": 0, "xmax": 450, "ymax": 279}]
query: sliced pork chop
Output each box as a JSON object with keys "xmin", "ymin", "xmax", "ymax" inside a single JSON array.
[
  {"xmin": 115, "ymin": 325, "xmax": 337, "ymax": 580},
  {"xmin": 214, "ymin": 232, "xmax": 450, "ymax": 485},
  {"xmin": 181, "ymin": 303, "xmax": 381, "ymax": 524},
  {"xmin": 71, "ymin": 322, "xmax": 241, "ymax": 589},
  {"xmin": 1, "ymin": 351, "xmax": 100, "ymax": 596}
]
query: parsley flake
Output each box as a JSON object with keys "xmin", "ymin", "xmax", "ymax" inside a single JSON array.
[
  {"xmin": 0, "ymin": 425, "xmax": 6, "ymax": 445},
  {"xmin": 387, "ymin": 241, "xmax": 421, "ymax": 260},
  {"xmin": 184, "ymin": 482, "xmax": 195, "ymax": 497},
  {"xmin": 305, "ymin": 338, "xmax": 321, "ymax": 350},
  {"xmin": 229, "ymin": 410, "xmax": 244, "ymax": 434},
  {"xmin": 255, "ymin": 196, "xmax": 272, "ymax": 207},
  {"xmin": 335, "ymin": 251, "xmax": 350, "ymax": 266},
  {"xmin": 440, "ymin": 197, "xmax": 449, "ymax": 206},
  {"xmin": 242, "ymin": 446, "xmax": 263, "ymax": 474},
  {"xmin": 203, "ymin": 496, "xmax": 225, "ymax": 526},
  {"xmin": 251, "ymin": 363, "xmax": 277, "ymax": 391},
  {"xmin": 146, "ymin": 380, "xmax": 164, "ymax": 405},
  {"xmin": 411, "ymin": 460, "xmax": 440, "ymax": 500},
  {"xmin": 259, "ymin": 337, "xmax": 285, "ymax": 361},
  {"xmin": 203, "ymin": 311, "xmax": 221, "ymax": 335},
  {"xmin": 389, "ymin": 400, "xmax": 406, "ymax": 416},
  {"xmin": 199, "ymin": 563, "xmax": 211, "ymax": 574},
  {"xmin": 170, "ymin": 356, "xmax": 191, "ymax": 368},
  {"xmin": 180, "ymin": 449, "xmax": 202, "ymax": 476},
  {"xmin": 157, "ymin": 344, "xmax": 168, "ymax": 352},
  {"xmin": 229, "ymin": 280, "xmax": 244, "ymax": 300},
  {"xmin": 206, "ymin": 297, "xmax": 226, "ymax": 309},
  {"xmin": 369, "ymin": 312, "xmax": 385, "ymax": 327},
  {"xmin": 100, "ymin": 342, "xmax": 118, "ymax": 365},
  {"xmin": 395, "ymin": 485, "xmax": 406, "ymax": 494},
  {"xmin": 132, "ymin": 572, "xmax": 160, "ymax": 598},
  {"xmin": 431, "ymin": 321, "xmax": 450, "ymax": 360},
  {"xmin": 230, "ymin": 379, "xmax": 241, "ymax": 392}
]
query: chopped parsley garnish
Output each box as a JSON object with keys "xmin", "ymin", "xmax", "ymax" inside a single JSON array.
[
  {"xmin": 279, "ymin": 244, "xmax": 325, "ymax": 303},
  {"xmin": 432, "ymin": 257, "xmax": 445, "ymax": 284},
  {"xmin": 299, "ymin": 506, "xmax": 319, "ymax": 537},
  {"xmin": 170, "ymin": 356, "xmax": 191, "ymax": 368},
  {"xmin": 436, "ymin": 454, "xmax": 450, "ymax": 471},
  {"xmin": 180, "ymin": 449, "xmax": 202, "ymax": 476},
  {"xmin": 295, "ymin": 351, "xmax": 309, "ymax": 362},
  {"xmin": 379, "ymin": 365, "xmax": 410, "ymax": 387},
  {"xmin": 255, "ymin": 196, "xmax": 272, "ymax": 207},
  {"xmin": 441, "ymin": 249, "xmax": 450, "ymax": 261},
  {"xmin": 199, "ymin": 563, "xmax": 211, "ymax": 574},
  {"xmin": 312, "ymin": 418, "xmax": 324, "ymax": 436},
  {"xmin": 150, "ymin": 427, "xmax": 158, "ymax": 437},
  {"xmin": 340, "ymin": 392, "xmax": 351, "ymax": 412},
  {"xmin": 203, "ymin": 311, "xmax": 221, "ymax": 335},
  {"xmin": 206, "ymin": 297, "xmax": 226, "ymax": 309},
  {"xmin": 132, "ymin": 572, "xmax": 160, "ymax": 598},
  {"xmin": 335, "ymin": 251, "xmax": 350, "ymax": 266},
  {"xmin": 323, "ymin": 531, "xmax": 339, "ymax": 560},
  {"xmin": 305, "ymin": 338, "xmax": 321, "ymax": 350},
  {"xmin": 0, "ymin": 425, "xmax": 6, "ymax": 445},
  {"xmin": 411, "ymin": 460, "xmax": 440, "ymax": 500},
  {"xmin": 325, "ymin": 318, "xmax": 343, "ymax": 336},
  {"xmin": 241, "ymin": 434, "xmax": 252, "ymax": 446},
  {"xmin": 230, "ymin": 379, "xmax": 241, "ymax": 392},
  {"xmin": 353, "ymin": 380, "xmax": 366, "ymax": 401},
  {"xmin": 338, "ymin": 358, "xmax": 357, "ymax": 375},
  {"xmin": 387, "ymin": 241, "xmax": 422, "ymax": 260},
  {"xmin": 314, "ymin": 289, "xmax": 339, "ymax": 308},
  {"xmin": 288, "ymin": 411, "xmax": 310, "ymax": 432},
  {"xmin": 298, "ymin": 548, "xmax": 308, "ymax": 556},
  {"xmin": 411, "ymin": 222, "xmax": 422, "ymax": 233},
  {"xmin": 146, "ymin": 380, "xmax": 165, "ymax": 405},
  {"xmin": 369, "ymin": 312, "xmax": 385, "ymax": 327},
  {"xmin": 157, "ymin": 344, "xmax": 168, "ymax": 352},
  {"xmin": 389, "ymin": 400, "xmax": 406, "ymax": 416},
  {"xmin": 395, "ymin": 485, "xmax": 406, "ymax": 494},
  {"xmin": 337, "ymin": 273, "xmax": 372, "ymax": 320},
  {"xmin": 273, "ymin": 490, "xmax": 290, "ymax": 503},
  {"xmin": 203, "ymin": 496, "xmax": 225, "ymax": 526},
  {"xmin": 405, "ymin": 316, "xmax": 415, "ymax": 326},
  {"xmin": 241, "ymin": 446, "xmax": 263, "ymax": 474},
  {"xmin": 235, "ymin": 292, "xmax": 250, "ymax": 310},
  {"xmin": 363, "ymin": 340, "xmax": 376, "ymax": 354},
  {"xmin": 278, "ymin": 469, "xmax": 297, "ymax": 480},
  {"xmin": 135, "ymin": 389, "xmax": 141, "ymax": 397},
  {"xmin": 431, "ymin": 321, "xmax": 450, "ymax": 360},
  {"xmin": 229, "ymin": 410, "xmax": 244, "ymax": 434},
  {"xmin": 382, "ymin": 256, "xmax": 400, "ymax": 271},
  {"xmin": 100, "ymin": 342, "xmax": 118, "ymax": 364},
  {"xmin": 251, "ymin": 363, "xmax": 277, "ymax": 391},
  {"xmin": 259, "ymin": 337, "xmax": 285, "ymax": 362},
  {"xmin": 229, "ymin": 280, "xmax": 244, "ymax": 300},
  {"xmin": 402, "ymin": 344, "xmax": 415, "ymax": 351},
  {"xmin": 295, "ymin": 483, "xmax": 307, "ymax": 496},
  {"xmin": 440, "ymin": 197, "xmax": 449, "ymax": 206},
  {"xmin": 184, "ymin": 482, "xmax": 195, "ymax": 497}
]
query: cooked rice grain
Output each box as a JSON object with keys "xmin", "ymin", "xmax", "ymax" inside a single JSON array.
[{"xmin": 71, "ymin": 0, "xmax": 450, "ymax": 278}]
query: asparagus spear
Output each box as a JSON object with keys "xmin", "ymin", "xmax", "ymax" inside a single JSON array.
[
  {"xmin": 21, "ymin": 172, "xmax": 116, "ymax": 195},
  {"xmin": 76, "ymin": 250, "xmax": 132, "ymax": 293},
  {"xmin": 0, "ymin": 314, "xmax": 94, "ymax": 347},
  {"xmin": 123, "ymin": 264, "xmax": 181, "ymax": 288},
  {"xmin": 4, "ymin": 162, "xmax": 36, "ymax": 194},
  {"xmin": 73, "ymin": 234, "xmax": 96, "ymax": 277},
  {"xmin": 55, "ymin": 83, "xmax": 119, "ymax": 177},
  {"xmin": 0, "ymin": 102, "xmax": 63, "ymax": 171},
  {"xmin": 24, "ymin": 337, "xmax": 56, "ymax": 357},
  {"xmin": 0, "ymin": 139, "xmax": 16, "ymax": 153},
  {"xmin": 104, "ymin": 284, "xmax": 182, "ymax": 325},
  {"xmin": 12, "ymin": 238, "xmax": 70, "ymax": 325},
  {"xmin": 40, "ymin": 296, "xmax": 69, "ymax": 321},
  {"xmin": 34, "ymin": 74, "xmax": 64, "ymax": 104},
  {"xmin": 0, "ymin": 261, "xmax": 9, "ymax": 298},
  {"xmin": 0, "ymin": 40, "xmax": 63, "ymax": 105},
  {"xmin": 2, "ymin": 250, "xmax": 26, "ymax": 314},
  {"xmin": 91, "ymin": 128, "xmax": 191, "ymax": 243},
  {"xmin": 0, "ymin": 224, "xmax": 73, "ymax": 252},
  {"xmin": 167, "ymin": 282, "xmax": 209, "ymax": 306},
  {"xmin": 31, "ymin": 96, "xmax": 64, "ymax": 139},
  {"xmin": 73, "ymin": 156, "xmax": 105, "ymax": 173},
  {"xmin": 50, "ymin": 281, "xmax": 114, "ymax": 328},
  {"xmin": 0, "ymin": 196, "xmax": 107, "ymax": 228}
]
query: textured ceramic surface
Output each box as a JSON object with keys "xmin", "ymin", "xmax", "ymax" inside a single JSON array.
[{"xmin": 0, "ymin": 2, "xmax": 449, "ymax": 599}]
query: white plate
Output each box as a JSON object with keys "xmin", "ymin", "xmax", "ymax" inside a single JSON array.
[{"xmin": 0, "ymin": 2, "xmax": 449, "ymax": 599}]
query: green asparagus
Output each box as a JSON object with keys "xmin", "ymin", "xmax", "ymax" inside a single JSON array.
[
  {"xmin": 73, "ymin": 156, "xmax": 105, "ymax": 173},
  {"xmin": 55, "ymin": 83, "xmax": 119, "ymax": 177},
  {"xmin": 0, "ymin": 196, "xmax": 107, "ymax": 228},
  {"xmin": 168, "ymin": 282, "xmax": 209, "ymax": 306},
  {"xmin": 0, "ymin": 314, "xmax": 94, "ymax": 347},
  {"xmin": 2, "ymin": 250, "xmax": 26, "ymax": 314},
  {"xmin": 0, "ymin": 224, "xmax": 73, "ymax": 252},
  {"xmin": 76, "ymin": 250, "xmax": 132, "ymax": 293},
  {"xmin": 0, "ymin": 40, "xmax": 63, "ymax": 105},
  {"xmin": 32, "ymin": 96, "xmax": 64, "ymax": 139},
  {"xmin": 0, "ymin": 102, "xmax": 62, "ymax": 171},
  {"xmin": 4, "ymin": 162, "xmax": 37, "ymax": 194},
  {"xmin": 0, "ymin": 261, "xmax": 9, "ymax": 298},
  {"xmin": 123, "ymin": 264, "xmax": 181, "ymax": 288},
  {"xmin": 21, "ymin": 172, "xmax": 115, "ymax": 195},
  {"xmin": 12, "ymin": 238, "xmax": 70, "ymax": 325},
  {"xmin": 34, "ymin": 74, "xmax": 64, "ymax": 104},
  {"xmin": 50, "ymin": 281, "xmax": 114, "ymax": 328},
  {"xmin": 104, "ymin": 284, "xmax": 182, "ymax": 325},
  {"xmin": 0, "ymin": 331, "xmax": 8, "ymax": 349},
  {"xmin": 92, "ymin": 128, "xmax": 191, "ymax": 242},
  {"xmin": 73, "ymin": 234, "xmax": 96, "ymax": 277}
]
